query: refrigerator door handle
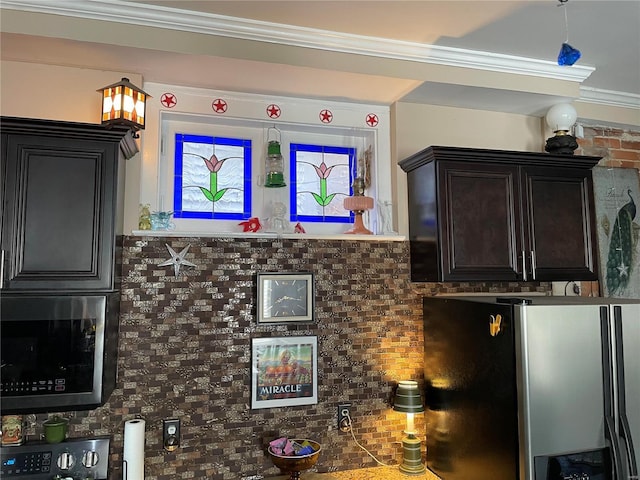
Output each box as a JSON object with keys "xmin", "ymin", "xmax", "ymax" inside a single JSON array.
[
  {"xmin": 601, "ymin": 307, "xmax": 625, "ymax": 480},
  {"xmin": 613, "ymin": 306, "xmax": 639, "ymax": 477},
  {"xmin": 620, "ymin": 414, "xmax": 638, "ymax": 477},
  {"xmin": 605, "ymin": 415, "xmax": 625, "ymax": 480},
  {"xmin": 0, "ymin": 249, "xmax": 4, "ymax": 289}
]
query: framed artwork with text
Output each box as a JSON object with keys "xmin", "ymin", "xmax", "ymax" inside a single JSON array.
[
  {"xmin": 251, "ymin": 336, "xmax": 318, "ymax": 409},
  {"xmin": 592, "ymin": 166, "xmax": 640, "ymax": 298}
]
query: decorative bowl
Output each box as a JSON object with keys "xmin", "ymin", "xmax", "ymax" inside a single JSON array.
[{"xmin": 268, "ymin": 439, "xmax": 321, "ymax": 479}]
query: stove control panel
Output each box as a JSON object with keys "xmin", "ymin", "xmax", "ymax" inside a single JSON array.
[{"xmin": 0, "ymin": 437, "xmax": 109, "ymax": 480}]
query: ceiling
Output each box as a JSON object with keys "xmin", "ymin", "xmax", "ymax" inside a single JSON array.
[{"xmin": 1, "ymin": 0, "xmax": 639, "ymax": 117}]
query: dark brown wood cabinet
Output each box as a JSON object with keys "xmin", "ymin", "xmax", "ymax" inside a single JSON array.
[
  {"xmin": 399, "ymin": 146, "xmax": 601, "ymax": 282},
  {"xmin": 1, "ymin": 117, "xmax": 128, "ymax": 292}
]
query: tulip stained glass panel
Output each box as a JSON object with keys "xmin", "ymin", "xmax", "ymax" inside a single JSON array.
[
  {"xmin": 174, "ymin": 134, "xmax": 252, "ymax": 220},
  {"xmin": 290, "ymin": 143, "xmax": 355, "ymax": 223}
]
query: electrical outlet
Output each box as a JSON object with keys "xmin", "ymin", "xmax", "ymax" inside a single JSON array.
[
  {"xmin": 163, "ymin": 419, "xmax": 180, "ymax": 452},
  {"xmin": 552, "ymin": 281, "xmax": 581, "ymax": 296},
  {"xmin": 338, "ymin": 403, "xmax": 352, "ymax": 432}
]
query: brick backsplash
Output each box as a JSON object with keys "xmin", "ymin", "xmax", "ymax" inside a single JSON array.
[
  {"xmin": 23, "ymin": 237, "xmax": 548, "ymax": 479},
  {"xmin": 578, "ymin": 125, "xmax": 640, "ymax": 171}
]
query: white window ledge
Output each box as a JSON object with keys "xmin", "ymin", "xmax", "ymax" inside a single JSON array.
[{"xmin": 130, "ymin": 230, "xmax": 406, "ymax": 241}]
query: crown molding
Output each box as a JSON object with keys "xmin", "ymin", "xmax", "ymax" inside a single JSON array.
[
  {"xmin": 579, "ymin": 87, "xmax": 640, "ymax": 110},
  {"xmin": 2, "ymin": 0, "xmax": 595, "ymax": 85}
]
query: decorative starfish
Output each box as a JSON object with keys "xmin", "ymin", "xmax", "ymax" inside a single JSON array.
[
  {"xmin": 617, "ymin": 262, "xmax": 629, "ymax": 278},
  {"xmin": 158, "ymin": 243, "xmax": 197, "ymax": 276}
]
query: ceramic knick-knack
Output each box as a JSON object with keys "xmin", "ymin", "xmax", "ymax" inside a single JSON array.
[{"xmin": 138, "ymin": 204, "xmax": 151, "ymax": 230}]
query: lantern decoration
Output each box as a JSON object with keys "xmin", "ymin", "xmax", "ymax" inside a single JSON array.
[
  {"xmin": 265, "ymin": 127, "xmax": 286, "ymax": 188},
  {"xmin": 344, "ymin": 145, "xmax": 374, "ymax": 234},
  {"xmin": 544, "ymin": 103, "xmax": 579, "ymax": 155},
  {"xmin": 98, "ymin": 77, "xmax": 149, "ymax": 133},
  {"xmin": 344, "ymin": 178, "xmax": 374, "ymax": 234}
]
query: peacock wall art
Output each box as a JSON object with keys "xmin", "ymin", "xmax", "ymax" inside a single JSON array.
[
  {"xmin": 594, "ymin": 166, "xmax": 640, "ymax": 298},
  {"xmin": 605, "ymin": 189, "xmax": 639, "ymax": 295}
]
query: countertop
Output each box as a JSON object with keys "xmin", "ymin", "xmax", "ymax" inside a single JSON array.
[{"xmin": 274, "ymin": 465, "xmax": 440, "ymax": 479}]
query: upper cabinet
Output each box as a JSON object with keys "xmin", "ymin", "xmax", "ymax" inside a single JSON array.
[
  {"xmin": 399, "ymin": 146, "xmax": 601, "ymax": 283},
  {"xmin": 1, "ymin": 117, "xmax": 128, "ymax": 292}
]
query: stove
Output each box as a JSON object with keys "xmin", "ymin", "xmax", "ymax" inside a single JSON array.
[{"xmin": 0, "ymin": 437, "xmax": 110, "ymax": 480}]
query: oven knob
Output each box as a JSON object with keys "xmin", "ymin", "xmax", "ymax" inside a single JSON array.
[
  {"xmin": 57, "ymin": 451, "xmax": 76, "ymax": 470},
  {"xmin": 82, "ymin": 450, "xmax": 99, "ymax": 468}
]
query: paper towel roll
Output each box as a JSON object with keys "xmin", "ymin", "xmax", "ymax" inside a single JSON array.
[{"xmin": 123, "ymin": 418, "xmax": 145, "ymax": 480}]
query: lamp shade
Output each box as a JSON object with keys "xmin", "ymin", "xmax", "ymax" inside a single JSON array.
[
  {"xmin": 393, "ymin": 380, "xmax": 424, "ymax": 414},
  {"xmin": 545, "ymin": 103, "xmax": 577, "ymax": 133},
  {"xmin": 98, "ymin": 77, "xmax": 149, "ymax": 131}
]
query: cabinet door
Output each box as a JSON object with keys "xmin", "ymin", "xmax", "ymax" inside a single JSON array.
[
  {"xmin": 521, "ymin": 166, "xmax": 598, "ymax": 281},
  {"xmin": 1, "ymin": 134, "xmax": 118, "ymax": 291},
  {"xmin": 438, "ymin": 161, "xmax": 523, "ymax": 281}
]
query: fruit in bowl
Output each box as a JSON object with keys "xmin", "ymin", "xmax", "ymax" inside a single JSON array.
[{"xmin": 268, "ymin": 439, "xmax": 321, "ymax": 480}]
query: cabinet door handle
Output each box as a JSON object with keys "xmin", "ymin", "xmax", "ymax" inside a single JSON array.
[
  {"xmin": 530, "ymin": 250, "xmax": 537, "ymax": 280},
  {"xmin": 521, "ymin": 251, "xmax": 527, "ymax": 281},
  {"xmin": 0, "ymin": 249, "xmax": 4, "ymax": 289}
]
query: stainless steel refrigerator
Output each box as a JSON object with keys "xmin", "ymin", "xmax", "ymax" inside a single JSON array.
[{"xmin": 423, "ymin": 296, "xmax": 639, "ymax": 480}]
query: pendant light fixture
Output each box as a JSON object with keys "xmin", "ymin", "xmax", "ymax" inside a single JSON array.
[{"xmin": 556, "ymin": 0, "xmax": 581, "ymax": 66}]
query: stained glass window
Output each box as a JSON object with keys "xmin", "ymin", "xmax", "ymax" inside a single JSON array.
[
  {"xmin": 290, "ymin": 143, "xmax": 355, "ymax": 223},
  {"xmin": 173, "ymin": 134, "xmax": 252, "ymax": 220}
]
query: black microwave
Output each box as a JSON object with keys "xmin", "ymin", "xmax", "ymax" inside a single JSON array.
[{"xmin": 0, "ymin": 294, "xmax": 119, "ymax": 414}]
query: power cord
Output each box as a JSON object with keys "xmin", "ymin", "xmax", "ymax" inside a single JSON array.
[
  {"xmin": 344, "ymin": 412, "xmax": 393, "ymax": 467},
  {"xmin": 564, "ymin": 281, "xmax": 580, "ymax": 296}
]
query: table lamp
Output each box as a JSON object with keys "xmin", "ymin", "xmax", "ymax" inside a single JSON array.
[{"xmin": 393, "ymin": 380, "xmax": 426, "ymax": 475}]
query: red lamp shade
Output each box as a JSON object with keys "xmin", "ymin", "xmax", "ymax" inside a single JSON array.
[{"xmin": 98, "ymin": 77, "xmax": 149, "ymax": 131}]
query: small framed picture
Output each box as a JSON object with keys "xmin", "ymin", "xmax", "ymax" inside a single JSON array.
[
  {"xmin": 257, "ymin": 272, "xmax": 314, "ymax": 324},
  {"xmin": 251, "ymin": 336, "xmax": 318, "ymax": 409}
]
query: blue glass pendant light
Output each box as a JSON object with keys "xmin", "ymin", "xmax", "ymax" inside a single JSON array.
[
  {"xmin": 556, "ymin": 0, "xmax": 581, "ymax": 66},
  {"xmin": 558, "ymin": 43, "xmax": 581, "ymax": 66}
]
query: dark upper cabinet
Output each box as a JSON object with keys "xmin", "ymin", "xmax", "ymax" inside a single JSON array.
[
  {"xmin": 399, "ymin": 146, "xmax": 600, "ymax": 282},
  {"xmin": 1, "ymin": 117, "xmax": 128, "ymax": 292}
]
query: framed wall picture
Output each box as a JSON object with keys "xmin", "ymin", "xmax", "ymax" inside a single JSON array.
[
  {"xmin": 592, "ymin": 166, "xmax": 640, "ymax": 298},
  {"xmin": 257, "ymin": 272, "xmax": 314, "ymax": 324},
  {"xmin": 251, "ymin": 336, "xmax": 318, "ymax": 409}
]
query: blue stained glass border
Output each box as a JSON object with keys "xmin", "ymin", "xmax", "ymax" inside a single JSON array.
[
  {"xmin": 173, "ymin": 133, "xmax": 252, "ymax": 220},
  {"xmin": 290, "ymin": 143, "xmax": 356, "ymax": 224}
]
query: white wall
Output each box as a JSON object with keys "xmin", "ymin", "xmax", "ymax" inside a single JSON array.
[
  {"xmin": 392, "ymin": 102, "xmax": 543, "ymax": 235},
  {"xmin": 1, "ymin": 61, "xmax": 143, "ymax": 232},
  {"xmin": 1, "ymin": 61, "xmax": 141, "ymax": 123},
  {"xmin": 2, "ymin": 60, "xmax": 635, "ymax": 236}
]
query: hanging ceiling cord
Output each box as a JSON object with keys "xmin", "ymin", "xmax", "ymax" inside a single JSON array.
[
  {"xmin": 558, "ymin": 0, "xmax": 571, "ymax": 43},
  {"xmin": 560, "ymin": 0, "xmax": 569, "ymax": 43}
]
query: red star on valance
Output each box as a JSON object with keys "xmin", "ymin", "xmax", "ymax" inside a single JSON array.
[
  {"xmin": 266, "ymin": 104, "xmax": 281, "ymax": 118},
  {"xmin": 212, "ymin": 99, "xmax": 228, "ymax": 113},
  {"xmin": 319, "ymin": 109, "xmax": 333, "ymax": 123},
  {"xmin": 161, "ymin": 93, "xmax": 177, "ymax": 108},
  {"xmin": 366, "ymin": 114, "xmax": 379, "ymax": 127}
]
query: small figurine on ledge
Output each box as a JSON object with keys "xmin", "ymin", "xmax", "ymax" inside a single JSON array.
[
  {"xmin": 239, "ymin": 217, "xmax": 262, "ymax": 233},
  {"xmin": 138, "ymin": 204, "xmax": 152, "ymax": 230}
]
